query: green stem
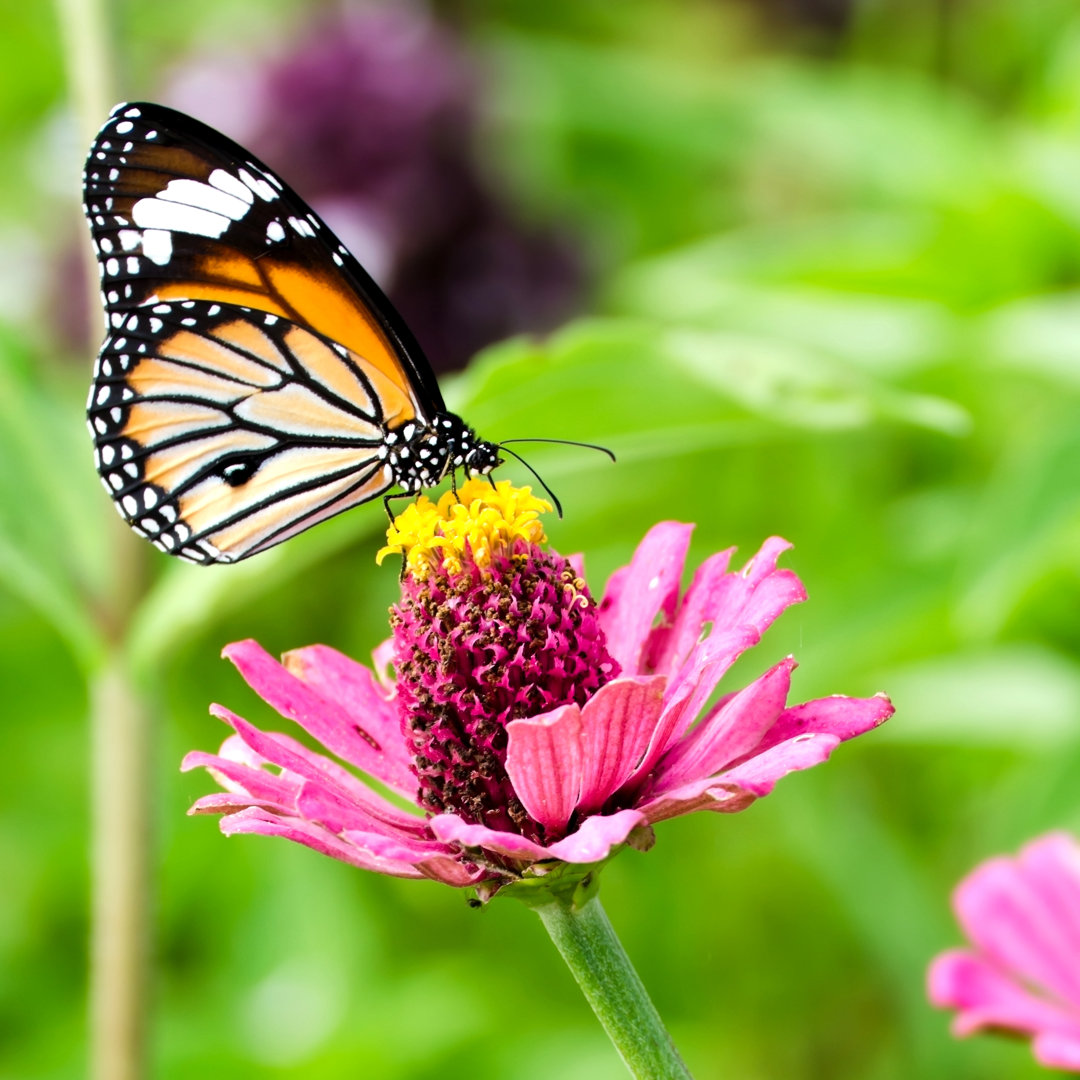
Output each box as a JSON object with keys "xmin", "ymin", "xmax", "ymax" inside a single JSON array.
[
  {"xmin": 88, "ymin": 657, "xmax": 151, "ymax": 1080},
  {"xmin": 534, "ymin": 894, "xmax": 694, "ymax": 1079},
  {"xmin": 53, "ymin": 5, "xmax": 154, "ymax": 1080}
]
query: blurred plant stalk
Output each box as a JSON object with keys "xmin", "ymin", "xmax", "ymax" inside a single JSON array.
[{"xmin": 55, "ymin": 1, "xmax": 153, "ymax": 1079}]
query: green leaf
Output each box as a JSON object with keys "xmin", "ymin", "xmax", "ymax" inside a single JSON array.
[
  {"xmin": 875, "ymin": 645, "xmax": 1080, "ymax": 748},
  {"xmin": 0, "ymin": 325, "xmax": 106, "ymax": 667}
]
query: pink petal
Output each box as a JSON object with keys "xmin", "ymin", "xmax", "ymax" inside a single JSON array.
[
  {"xmin": 576, "ymin": 677, "xmax": 667, "ymax": 814},
  {"xmin": 371, "ymin": 638, "xmax": 396, "ymax": 689},
  {"xmin": 929, "ymin": 949, "xmax": 1080, "ymax": 1040},
  {"xmin": 597, "ymin": 523, "xmax": 693, "ymax": 675},
  {"xmin": 505, "ymin": 704, "xmax": 584, "ymax": 832},
  {"xmin": 334, "ymin": 823, "xmax": 482, "ymax": 888},
  {"xmin": 638, "ymin": 732, "xmax": 843, "ymax": 823},
  {"xmin": 209, "ymin": 707, "xmax": 426, "ymax": 839},
  {"xmin": 955, "ymin": 837, "xmax": 1080, "ymax": 1010},
  {"xmin": 181, "ymin": 748, "xmax": 302, "ymax": 811},
  {"xmin": 223, "ymin": 639, "xmax": 417, "ymax": 798},
  {"xmin": 1016, "ymin": 835, "xmax": 1080, "ymax": 997},
  {"xmin": 295, "ymin": 782, "xmax": 430, "ymax": 840},
  {"xmin": 220, "ymin": 807, "xmax": 425, "ymax": 878},
  {"xmin": 753, "ymin": 693, "xmax": 894, "ymax": 755},
  {"xmin": 1033, "ymin": 1029, "xmax": 1080, "ymax": 1071},
  {"xmin": 567, "ymin": 552, "xmax": 585, "ymax": 579},
  {"xmin": 429, "ymin": 814, "xmax": 554, "ymax": 861},
  {"xmin": 646, "ymin": 537, "xmax": 805, "ymax": 676},
  {"xmin": 429, "ymin": 808, "xmax": 646, "ymax": 865},
  {"xmin": 283, "ymin": 642, "xmax": 414, "ymax": 787},
  {"xmin": 648, "ymin": 658, "xmax": 796, "ymax": 793},
  {"xmin": 623, "ymin": 628, "xmax": 759, "ymax": 792},
  {"xmin": 545, "ymin": 809, "xmax": 648, "ymax": 863},
  {"xmin": 188, "ymin": 792, "xmax": 283, "ymax": 815},
  {"xmin": 644, "ymin": 548, "xmax": 733, "ymax": 674},
  {"xmin": 337, "ymin": 827, "xmax": 457, "ymax": 864}
]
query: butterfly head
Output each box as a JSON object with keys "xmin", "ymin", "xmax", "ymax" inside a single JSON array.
[{"xmin": 461, "ymin": 436, "xmax": 503, "ymax": 478}]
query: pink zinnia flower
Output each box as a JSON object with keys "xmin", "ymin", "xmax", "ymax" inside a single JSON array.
[
  {"xmin": 183, "ymin": 480, "xmax": 893, "ymax": 899},
  {"xmin": 929, "ymin": 832, "xmax": 1080, "ymax": 1072}
]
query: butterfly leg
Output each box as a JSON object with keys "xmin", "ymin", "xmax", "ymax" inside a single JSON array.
[{"xmin": 383, "ymin": 490, "xmax": 416, "ymax": 522}]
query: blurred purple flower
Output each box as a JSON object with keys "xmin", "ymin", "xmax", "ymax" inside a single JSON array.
[
  {"xmin": 166, "ymin": 4, "xmax": 584, "ymax": 371},
  {"xmin": 930, "ymin": 833, "xmax": 1080, "ymax": 1072}
]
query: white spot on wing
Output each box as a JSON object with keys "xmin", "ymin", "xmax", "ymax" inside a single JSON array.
[
  {"xmin": 132, "ymin": 197, "xmax": 230, "ymax": 239},
  {"xmin": 238, "ymin": 168, "xmax": 276, "ymax": 201},
  {"xmin": 208, "ymin": 169, "xmax": 255, "ymax": 205},
  {"xmin": 157, "ymin": 177, "xmax": 251, "ymax": 220},
  {"xmin": 142, "ymin": 229, "xmax": 172, "ymax": 266}
]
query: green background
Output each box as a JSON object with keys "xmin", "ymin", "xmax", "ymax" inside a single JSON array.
[{"xmin": 5, "ymin": 1, "xmax": 1080, "ymax": 1076}]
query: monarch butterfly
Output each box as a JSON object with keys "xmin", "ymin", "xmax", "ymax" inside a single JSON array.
[{"xmin": 81, "ymin": 101, "xmax": 511, "ymax": 565}]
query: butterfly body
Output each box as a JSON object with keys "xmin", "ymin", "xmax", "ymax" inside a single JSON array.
[{"xmin": 81, "ymin": 101, "xmax": 500, "ymax": 564}]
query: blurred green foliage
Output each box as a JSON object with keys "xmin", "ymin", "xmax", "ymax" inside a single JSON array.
[{"xmin": 4, "ymin": 1, "xmax": 1080, "ymax": 1077}]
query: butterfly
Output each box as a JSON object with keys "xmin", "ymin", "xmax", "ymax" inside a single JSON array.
[{"xmin": 81, "ymin": 101, "xmax": 504, "ymax": 565}]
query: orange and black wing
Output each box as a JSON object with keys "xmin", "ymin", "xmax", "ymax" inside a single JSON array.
[
  {"xmin": 83, "ymin": 101, "xmax": 441, "ymax": 425},
  {"xmin": 86, "ymin": 298, "xmax": 398, "ymax": 563},
  {"xmin": 81, "ymin": 102, "xmax": 442, "ymax": 563}
]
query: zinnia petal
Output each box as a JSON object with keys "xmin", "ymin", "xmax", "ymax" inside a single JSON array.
[
  {"xmin": 647, "ymin": 657, "xmax": 796, "ymax": 794},
  {"xmin": 224, "ymin": 639, "xmax": 417, "ymax": 798},
  {"xmin": 1033, "ymin": 1030, "xmax": 1080, "ymax": 1071},
  {"xmin": 209, "ymin": 707, "xmax": 426, "ymax": 838},
  {"xmin": 624, "ymin": 627, "xmax": 760, "ymax": 792},
  {"xmin": 638, "ymin": 732, "xmax": 844, "ymax": 824},
  {"xmin": 504, "ymin": 704, "xmax": 584, "ymax": 833},
  {"xmin": 430, "ymin": 808, "xmax": 646, "ymax": 864},
  {"xmin": 645, "ymin": 537, "xmax": 806, "ymax": 676},
  {"xmin": 928, "ymin": 949, "xmax": 1080, "ymax": 1039},
  {"xmin": 221, "ymin": 807, "xmax": 426, "ymax": 878},
  {"xmin": 930, "ymin": 832, "xmax": 1080, "ymax": 1072},
  {"xmin": 575, "ymin": 676, "xmax": 667, "ymax": 814},
  {"xmin": 597, "ymin": 521, "xmax": 692, "ymax": 675},
  {"xmin": 955, "ymin": 837, "xmax": 1080, "ymax": 1011},
  {"xmin": 752, "ymin": 693, "xmax": 895, "ymax": 755}
]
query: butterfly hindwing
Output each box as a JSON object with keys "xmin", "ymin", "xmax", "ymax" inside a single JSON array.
[{"xmin": 87, "ymin": 298, "xmax": 398, "ymax": 563}]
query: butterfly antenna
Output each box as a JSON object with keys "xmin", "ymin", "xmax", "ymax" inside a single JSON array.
[
  {"xmin": 496, "ymin": 445, "xmax": 563, "ymax": 518},
  {"xmin": 499, "ymin": 437, "xmax": 616, "ymax": 463}
]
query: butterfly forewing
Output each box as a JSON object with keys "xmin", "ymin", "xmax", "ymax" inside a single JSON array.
[
  {"xmin": 87, "ymin": 298, "xmax": 396, "ymax": 563},
  {"xmin": 82, "ymin": 102, "xmax": 440, "ymax": 420}
]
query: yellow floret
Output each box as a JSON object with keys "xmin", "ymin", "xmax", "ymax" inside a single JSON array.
[{"xmin": 377, "ymin": 478, "xmax": 552, "ymax": 580}]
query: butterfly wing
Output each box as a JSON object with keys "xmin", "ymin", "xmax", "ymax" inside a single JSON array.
[
  {"xmin": 87, "ymin": 298, "xmax": 400, "ymax": 563},
  {"xmin": 81, "ymin": 101, "xmax": 446, "ymax": 562}
]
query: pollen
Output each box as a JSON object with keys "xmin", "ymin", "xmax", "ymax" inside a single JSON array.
[{"xmin": 377, "ymin": 478, "xmax": 552, "ymax": 580}]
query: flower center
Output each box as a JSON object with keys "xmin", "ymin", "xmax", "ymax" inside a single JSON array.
[
  {"xmin": 378, "ymin": 478, "xmax": 550, "ymax": 581},
  {"xmin": 383, "ymin": 480, "xmax": 619, "ymax": 842}
]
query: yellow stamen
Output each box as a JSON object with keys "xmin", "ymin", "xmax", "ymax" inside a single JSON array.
[{"xmin": 377, "ymin": 478, "xmax": 553, "ymax": 580}]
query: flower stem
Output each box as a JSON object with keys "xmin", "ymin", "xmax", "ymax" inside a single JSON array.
[
  {"xmin": 534, "ymin": 894, "xmax": 694, "ymax": 1079},
  {"xmin": 53, "ymin": 5, "xmax": 154, "ymax": 1080},
  {"xmin": 89, "ymin": 657, "xmax": 152, "ymax": 1080}
]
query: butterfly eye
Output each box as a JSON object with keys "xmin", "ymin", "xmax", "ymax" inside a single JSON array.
[{"xmin": 217, "ymin": 453, "xmax": 269, "ymax": 487}]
